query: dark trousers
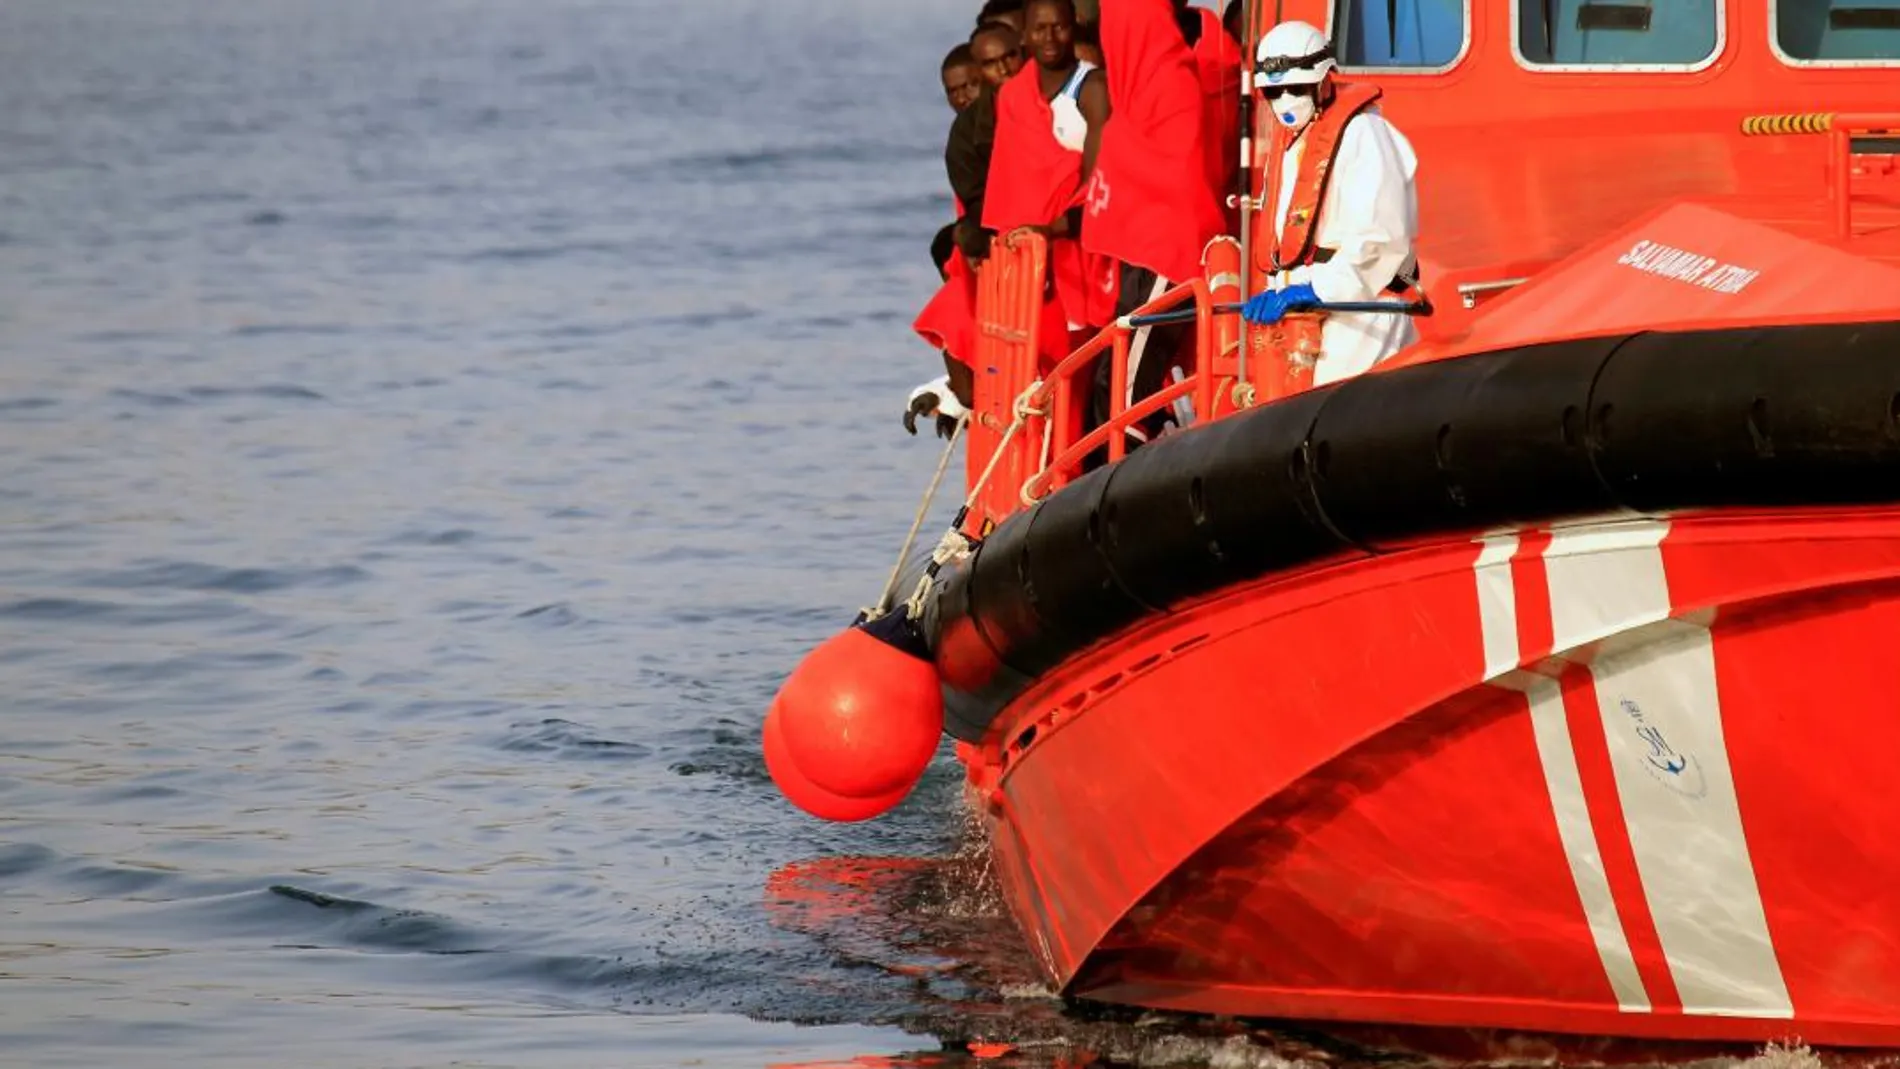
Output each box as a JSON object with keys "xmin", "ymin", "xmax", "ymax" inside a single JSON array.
[{"xmin": 1082, "ymin": 263, "xmax": 1189, "ymax": 469}]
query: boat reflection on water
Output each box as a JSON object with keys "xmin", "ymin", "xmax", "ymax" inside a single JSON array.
[
  {"xmin": 761, "ymin": 850, "xmax": 1892, "ymax": 1069},
  {"xmin": 760, "ymin": 850, "xmax": 1294, "ymax": 1069}
]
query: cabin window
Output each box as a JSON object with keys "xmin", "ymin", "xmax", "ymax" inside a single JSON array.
[
  {"xmin": 1335, "ymin": 0, "xmax": 1468, "ymax": 69},
  {"xmin": 1775, "ymin": 0, "xmax": 1900, "ymax": 61},
  {"xmin": 1516, "ymin": 0, "xmax": 1722, "ymax": 66}
]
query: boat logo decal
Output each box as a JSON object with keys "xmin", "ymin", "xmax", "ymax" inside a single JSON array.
[
  {"xmin": 1618, "ymin": 697, "xmax": 1708, "ymax": 799},
  {"xmin": 1615, "ymin": 240, "xmax": 1760, "ymax": 295}
]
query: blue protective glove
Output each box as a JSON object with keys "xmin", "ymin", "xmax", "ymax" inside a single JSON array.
[{"xmin": 1239, "ymin": 282, "xmax": 1320, "ymax": 325}]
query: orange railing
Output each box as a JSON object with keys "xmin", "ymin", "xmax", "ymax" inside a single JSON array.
[
  {"xmin": 1828, "ymin": 114, "xmax": 1900, "ymax": 240},
  {"xmin": 1018, "ymin": 279, "xmax": 1215, "ymax": 503},
  {"xmin": 966, "ymin": 235, "xmax": 1243, "ymax": 532},
  {"xmin": 966, "ymin": 234, "xmax": 1047, "ymax": 536},
  {"xmin": 1741, "ymin": 111, "xmax": 1900, "ymax": 239}
]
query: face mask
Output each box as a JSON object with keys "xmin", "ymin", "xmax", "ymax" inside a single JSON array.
[{"xmin": 1272, "ymin": 91, "xmax": 1316, "ymax": 133}]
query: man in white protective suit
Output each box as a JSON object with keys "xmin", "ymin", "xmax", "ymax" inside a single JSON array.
[{"xmin": 1240, "ymin": 19, "xmax": 1424, "ymax": 386}]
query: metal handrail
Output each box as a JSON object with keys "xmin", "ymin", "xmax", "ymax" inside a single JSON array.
[
  {"xmin": 1829, "ymin": 114, "xmax": 1900, "ymax": 239},
  {"xmin": 1457, "ymin": 277, "xmax": 1530, "ymax": 308},
  {"xmin": 1738, "ymin": 111, "xmax": 1900, "ymax": 239},
  {"xmin": 1013, "ymin": 279, "xmax": 1212, "ymax": 502},
  {"xmin": 1021, "ymin": 377, "xmax": 1201, "ymax": 503}
]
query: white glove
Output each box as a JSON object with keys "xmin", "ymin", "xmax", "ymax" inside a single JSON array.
[{"xmin": 903, "ymin": 375, "xmax": 967, "ymax": 438}]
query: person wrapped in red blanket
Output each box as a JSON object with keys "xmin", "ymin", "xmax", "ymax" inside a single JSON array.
[
  {"xmin": 906, "ymin": 22, "xmax": 1024, "ymax": 439},
  {"xmin": 1080, "ymin": 0, "xmax": 1240, "ymax": 449},
  {"xmin": 984, "ymin": 0, "xmax": 1116, "ymax": 364},
  {"xmin": 907, "ymin": 0, "xmax": 1114, "ymax": 442}
]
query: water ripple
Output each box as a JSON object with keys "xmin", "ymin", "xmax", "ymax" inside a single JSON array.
[
  {"xmin": 0, "ymin": 597, "xmax": 255, "ymax": 627},
  {"xmin": 184, "ymin": 382, "xmax": 328, "ymax": 400},
  {"xmin": 75, "ymin": 560, "xmax": 372, "ymax": 594},
  {"xmin": 495, "ymin": 718, "xmax": 653, "ymax": 761},
  {"xmin": 265, "ymin": 885, "xmax": 491, "ymax": 954},
  {"xmin": 0, "ymin": 842, "xmax": 60, "ymax": 880}
]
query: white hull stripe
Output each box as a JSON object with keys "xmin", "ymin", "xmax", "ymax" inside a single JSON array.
[
  {"xmin": 1473, "ymin": 523, "xmax": 1791, "ymax": 1019},
  {"xmin": 1475, "ymin": 531, "xmax": 1650, "ymax": 1012},
  {"xmin": 1585, "ymin": 618, "xmax": 1793, "ymax": 1018},
  {"xmin": 1543, "ymin": 520, "xmax": 1671, "ymax": 655},
  {"xmin": 1473, "ymin": 534, "xmax": 1520, "ymax": 681},
  {"xmin": 1499, "ymin": 668, "xmax": 1653, "ymax": 1011}
]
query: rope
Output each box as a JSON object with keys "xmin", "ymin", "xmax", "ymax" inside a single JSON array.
[
  {"xmin": 1023, "ymin": 393, "xmax": 1058, "ymax": 507},
  {"xmin": 868, "ymin": 412, "xmax": 966, "ymax": 619},
  {"xmin": 1036, "ymin": 403, "xmax": 1054, "ymax": 490},
  {"xmin": 966, "ymin": 381, "xmax": 1046, "ymax": 506},
  {"xmin": 904, "ymin": 525, "xmax": 972, "ymax": 621},
  {"xmin": 863, "ymin": 381, "xmax": 1049, "ymax": 625}
]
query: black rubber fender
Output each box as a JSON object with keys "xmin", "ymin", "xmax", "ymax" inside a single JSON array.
[
  {"xmin": 959, "ymin": 500, "xmax": 1046, "ymax": 679},
  {"xmin": 1009, "ymin": 462, "xmax": 1149, "ymax": 677},
  {"xmin": 1184, "ymin": 382, "xmax": 1352, "ymax": 581},
  {"xmin": 924, "ymin": 318, "xmax": 1900, "ymax": 743},
  {"xmin": 1587, "ymin": 321, "xmax": 1900, "ymax": 511},
  {"xmin": 926, "ymin": 546, "xmax": 1037, "ymax": 743},
  {"xmin": 1094, "ymin": 383, "xmax": 1348, "ymax": 609},
  {"xmin": 1308, "ymin": 335, "xmax": 1629, "ymax": 547}
]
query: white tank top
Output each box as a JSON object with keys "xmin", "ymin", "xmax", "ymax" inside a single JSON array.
[{"xmin": 1049, "ymin": 61, "xmax": 1097, "ymax": 153}]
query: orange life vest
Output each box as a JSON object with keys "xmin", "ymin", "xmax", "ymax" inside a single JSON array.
[
  {"xmin": 1256, "ymin": 81, "xmax": 1385, "ymax": 278},
  {"xmin": 1247, "ymin": 81, "xmax": 1420, "ymax": 399}
]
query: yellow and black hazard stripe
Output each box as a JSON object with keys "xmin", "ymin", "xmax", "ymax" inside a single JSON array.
[{"xmin": 1740, "ymin": 113, "xmax": 1835, "ymax": 136}]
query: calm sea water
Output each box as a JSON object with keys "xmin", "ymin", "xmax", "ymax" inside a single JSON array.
[
  {"xmin": 0, "ymin": 2, "xmax": 1869, "ymax": 1067},
  {"xmin": 0, "ymin": 0, "xmax": 995, "ymax": 1063}
]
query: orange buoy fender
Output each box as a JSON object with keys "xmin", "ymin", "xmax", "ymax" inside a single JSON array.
[
  {"xmin": 770, "ymin": 623, "xmax": 944, "ymax": 803},
  {"xmin": 762, "ymin": 702, "xmax": 911, "ymax": 822}
]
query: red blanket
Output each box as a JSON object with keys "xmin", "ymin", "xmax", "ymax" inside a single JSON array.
[
  {"xmin": 1194, "ymin": 6, "xmax": 1242, "ymax": 223},
  {"xmin": 1081, "ymin": 0, "xmax": 1233, "ymax": 284},
  {"xmin": 912, "ymin": 249, "xmax": 978, "ymax": 366},
  {"xmin": 984, "ymin": 65, "xmax": 1116, "ymax": 350},
  {"xmin": 913, "ymin": 194, "xmax": 978, "ymax": 365}
]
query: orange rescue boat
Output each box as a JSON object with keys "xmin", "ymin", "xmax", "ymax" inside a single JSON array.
[{"xmin": 767, "ymin": 0, "xmax": 1900, "ymax": 1047}]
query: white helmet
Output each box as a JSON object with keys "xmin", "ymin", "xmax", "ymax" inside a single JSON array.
[{"xmin": 1255, "ymin": 20, "xmax": 1337, "ymax": 88}]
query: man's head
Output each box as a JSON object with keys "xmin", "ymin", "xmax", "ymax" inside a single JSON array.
[
  {"xmin": 1023, "ymin": 0, "xmax": 1078, "ymax": 72},
  {"xmin": 1169, "ymin": 0, "xmax": 1201, "ymax": 47},
  {"xmin": 969, "ymin": 22, "xmax": 1024, "ymax": 89},
  {"xmin": 941, "ymin": 43, "xmax": 981, "ymax": 112},
  {"xmin": 976, "ymin": 0, "xmax": 1026, "ymax": 34},
  {"xmin": 1255, "ymin": 20, "xmax": 1337, "ymax": 135},
  {"xmin": 1073, "ymin": 19, "xmax": 1103, "ymax": 67}
]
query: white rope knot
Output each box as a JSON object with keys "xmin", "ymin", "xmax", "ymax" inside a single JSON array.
[
  {"xmin": 902, "ymin": 527, "xmax": 975, "ymax": 619},
  {"xmin": 928, "ymin": 527, "xmax": 972, "ymax": 567},
  {"xmin": 1013, "ymin": 380, "xmax": 1048, "ymax": 421}
]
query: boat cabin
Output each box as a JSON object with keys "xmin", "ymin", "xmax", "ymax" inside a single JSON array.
[{"xmin": 1299, "ymin": 0, "xmax": 1900, "ymax": 333}]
